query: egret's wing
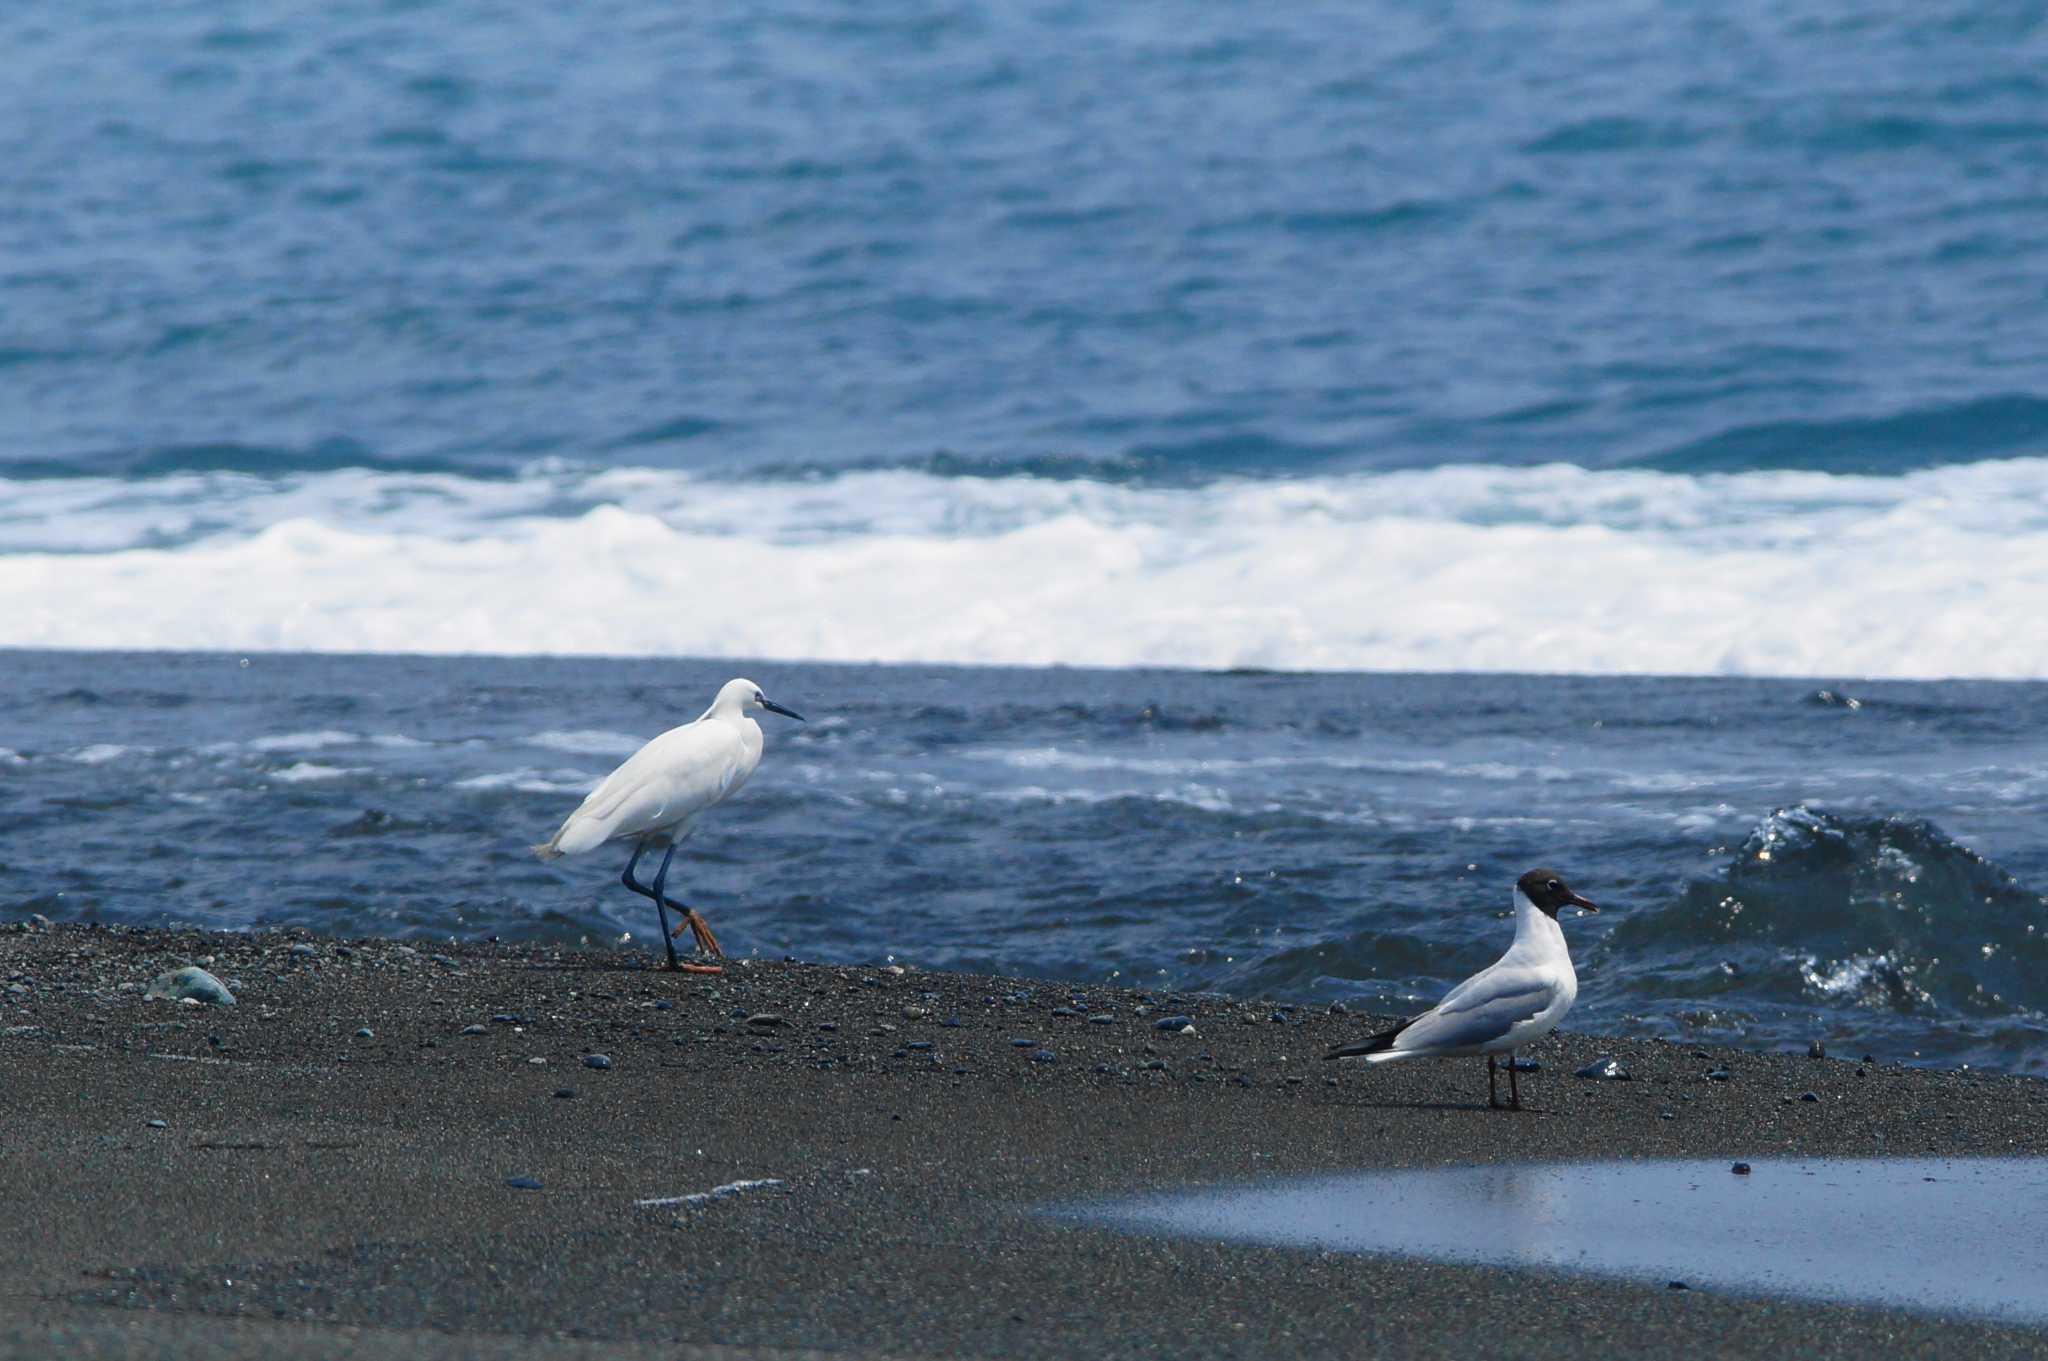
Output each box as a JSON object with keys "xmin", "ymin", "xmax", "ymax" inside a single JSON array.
[
  {"xmin": 553, "ymin": 720, "xmax": 749, "ymax": 849},
  {"xmin": 1392, "ymin": 969, "xmax": 1554, "ymax": 1055}
]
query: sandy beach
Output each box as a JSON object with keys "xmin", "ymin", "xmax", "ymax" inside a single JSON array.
[{"xmin": 4, "ymin": 919, "xmax": 2046, "ymax": 1361}]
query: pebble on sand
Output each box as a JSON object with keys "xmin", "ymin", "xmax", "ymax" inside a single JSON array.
[
  {"xmin": 1574, "ymin": 1057, "xmax": 1631, "ymax": 1081},
  {"xmin": 583, "ymin": 1054, "xmax": 614, "ymax": 1070},
  {"xmin": 143, "ymin": 966, "xmax": 235, "ymax": 1006}
]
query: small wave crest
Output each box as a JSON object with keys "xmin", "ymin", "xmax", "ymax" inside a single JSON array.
[
  {"xmin": 454, "ymin": 768, "xmax": 599, "ymax": 795},
  {"xmin": 268, "ymin": 762, "xmax": 366, "ymax": 783},
  {"xmin": 247, "ymin": 730, "xmax": 362, "ymax": 752},
  {"xmin": 1639, "ymin": 394, "xmax": 2048, "ymax": 476},
  {"xmin": 1608, "ymin": 805, "xmax": 2048, "ymax": 1024},
  {"xmin": 526, "ymin": 729, "xmax": 645, "ymax": 757},
  {"xmin": 67, "ymin": 743, "xmax": 144, "ymax": 765}
]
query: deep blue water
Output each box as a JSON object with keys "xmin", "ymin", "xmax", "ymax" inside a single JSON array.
[
  {"xmin": 7, "ymin": 1, "xmax": 2048, "ymax": 481},
  {"xmin": 5, "ymin": 651, "xmax": 2048, "ymax": 1074},
  {"xmin": 1, "ymin": 2, "xmax": 2047, "ymax": 674}
]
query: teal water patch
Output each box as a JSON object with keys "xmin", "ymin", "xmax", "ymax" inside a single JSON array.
[
  {"xmin": 1054, "ymin": 1158, "xmax": 2048, "ymax": 1323},
  {"xmin": 1637, "ymin": 394, "xmax": 2048, "ymax": 474},
  {"xmin": 10, "ymin": 3, "xmax": 2048, "ymax": 482}
]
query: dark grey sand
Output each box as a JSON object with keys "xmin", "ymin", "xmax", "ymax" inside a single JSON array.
[{"xmin": 5, "ymin": 922, "xmax": 2047, "ymax": 1360}]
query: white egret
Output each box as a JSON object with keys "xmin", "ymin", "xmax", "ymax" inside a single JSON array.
[
  {"xmin": 1326, "ymin": 869, "xmax": 1601, "ymax": 1110},
  {"xmin": 532, "ymin": 677, "xmax": 803, "ymax": 973}
]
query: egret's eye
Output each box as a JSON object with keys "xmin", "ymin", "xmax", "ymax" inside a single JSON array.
[
  {"xmin": 1546, "ymin": 879, "xmax": 1561, "ymax": 892},
  {"xmin": 755, "ymin": 692, "xmax": 765, "ymax": 703}
]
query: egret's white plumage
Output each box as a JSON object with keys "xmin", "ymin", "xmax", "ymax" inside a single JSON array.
[
  {"xmin": 533, "ymin": 677, "xmax": 803, "ymax": 971},
  {"xmin": 536, "ymin": 681, "xmax": 765, "ymax": 859},
  {"xmin": 1327, "ymin": 868, "xmax": 1600, "ymax": 1109}
]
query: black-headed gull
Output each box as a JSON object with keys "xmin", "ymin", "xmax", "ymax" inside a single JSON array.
[
  {"xmin": 532, "ymin": 678, "xmax": 803, "ymax": 973},
  {"xmin": 1326, "ymin": 868, "xmax": 1599, "ymax": 1110}
]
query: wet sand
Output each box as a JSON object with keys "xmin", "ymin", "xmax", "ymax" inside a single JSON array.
[{"xmin": 4, "ymin": 920, "xmax": 2046, "ymax": 1360}]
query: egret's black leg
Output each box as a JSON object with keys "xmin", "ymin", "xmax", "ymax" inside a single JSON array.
[
  {"xmin": 647, "ymin": 842, "xmax": 685, "ymax": 970},
  {"xmin": 1487, "ymin": 1054, "xmax": 1501, "ymax": 1109},
  {"xmin": 619, "ymin": 843, "xmax": 721, "ymax": 969},
  {"xmin": 1509, "ymin": 1051, "xmax": 1522, "ymax": 1111},
  {"xmin": 647, "ymin": 845, "xmax": 726, "ymax": 963},
  {"xmin": 619, "ymin": 843, "xmax": 680, "ymax": 969}
]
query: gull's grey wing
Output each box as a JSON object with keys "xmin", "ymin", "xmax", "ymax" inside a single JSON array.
[{"xmin": 1390, "ymin": 975, "xmax": 1554, "ymax": 1055}]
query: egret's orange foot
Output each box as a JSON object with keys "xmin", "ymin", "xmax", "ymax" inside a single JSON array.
[
  {"xmin": 665, "ymin": 909, "xmax": 723, "ymax": 966},
  {"xmin": 668, "ymin": 909, "xmax": 725, "ymax": 960}
]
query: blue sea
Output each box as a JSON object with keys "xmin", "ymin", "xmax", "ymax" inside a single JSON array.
[{"xmin": 4, "ymin": 3, "xmax": 2048, "ymax": 1071}]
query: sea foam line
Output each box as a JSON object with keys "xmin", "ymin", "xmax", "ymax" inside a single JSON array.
[{"xmin": 3, "ymin": 461, "xmax": 2048, "ymax": 678}]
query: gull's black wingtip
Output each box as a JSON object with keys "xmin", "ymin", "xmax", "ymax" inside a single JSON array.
[{"xmin": 1325, "ymin": 1019, "xmax": 1408, "ymax": 1060}]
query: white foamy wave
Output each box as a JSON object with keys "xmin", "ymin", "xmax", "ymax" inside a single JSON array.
[
  {"xmin": 973, "ymin": 747, "xmax": 1581, "ymax": 782},
  {"xmin": 5, "ymin": 459, "xmax": 2048, "ymax": 678},
  {"xmin": 1798, "ymin": 950, "xmax": 1933, "ymax": 1009},
  {"xmin": 69, "ymin": 743, "xmax": 143, "ymax": 764},
  {"xmin": 455, "ymin": 768, "xmax": 600, "ymax": 795},
  {"xmin": 527, "ymin": 729, "xmax": 645, "ymax": 757},
  {"xmin": 1670, "ymin": 803, "xmax": 1745, "ymax": 836},
  {"xmin": 268, "ymin": 762, "xmax": 364, "ymax": 783},
  {"xmin": 247, "ymin": 730, "xmax": 361, "ymax": 752},
  {"xmin": 976, "ymin": 747, "xmax": 1239, "ymax": 776},
  {"xmin": 983, "ymin": 783, "xmax": 1241, "ymax": 814}
]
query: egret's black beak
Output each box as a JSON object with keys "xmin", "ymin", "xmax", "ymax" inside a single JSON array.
[
  {"xmin": 1567, "ymin": 890, "xmax": 1600, "ymax": 914},
  {"xmin": 760, "ymin": 698, "xmax": 805, "ymax": 722}
]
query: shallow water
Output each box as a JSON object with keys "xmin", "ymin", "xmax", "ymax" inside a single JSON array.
[
  {"xmin": 6, "ymin": 651, "xmax": 2048, "ymax": 1074},
  {"xmin": 1056, "ymin": 1157, "xmax": 2048, "ymax": 1323}
]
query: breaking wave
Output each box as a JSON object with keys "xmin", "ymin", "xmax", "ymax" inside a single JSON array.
[
  {"xmin": 1602, "ymin": 805, "xmax": 2048, "ymax": 1060},
  {"xmin": 4, "ymin": 458, "xmax": 2048, "ymax": 677}
]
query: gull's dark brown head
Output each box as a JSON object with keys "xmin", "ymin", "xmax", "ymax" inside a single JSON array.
[{"xmin": 1517, "ymin": 868, "xmax": 1599, "ymax": 917}]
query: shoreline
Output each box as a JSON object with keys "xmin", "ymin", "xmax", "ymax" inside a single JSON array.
[{"xmin": 5, "ymin": 920, "xmax": 2046, "ymax": 1359}]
